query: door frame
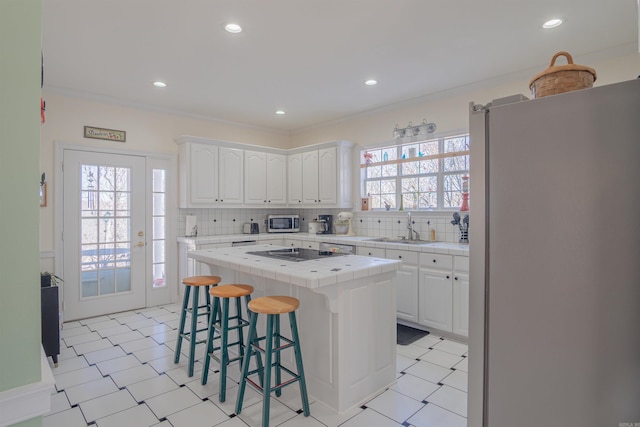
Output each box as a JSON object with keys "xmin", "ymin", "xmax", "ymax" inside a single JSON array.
[{"xmin": 54, "ymin": 142, "xmax": 178, "ymax": 321}]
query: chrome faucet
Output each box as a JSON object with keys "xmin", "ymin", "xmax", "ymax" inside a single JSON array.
[{"xmin": 406, "ymin": 212, "xmax": 420, "ymax": 241}]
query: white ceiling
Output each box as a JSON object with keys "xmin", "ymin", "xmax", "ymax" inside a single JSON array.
[{"xmin": 42, "ymin": 0, "xmax": 638, "ymax": 132}]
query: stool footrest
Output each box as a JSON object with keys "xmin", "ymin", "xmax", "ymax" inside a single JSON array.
[{"xmin": 250, "ymin": 337, "xmax": 295, "ymax": 355}]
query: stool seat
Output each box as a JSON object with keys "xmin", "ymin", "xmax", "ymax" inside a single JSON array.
[
  {"xmin": 210, "ymin": 284, "xmax": 254, "ymax": 298},
  {"xmin": 183, "ymin": 275, "xmax": 221, "ymax": 287},
  {"xmin": 248, "ymin": 296, "xmax": 299, "ymax": 314}
]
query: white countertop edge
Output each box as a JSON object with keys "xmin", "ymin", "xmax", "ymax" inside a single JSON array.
[
  {"xmin": 189, "ymin": 246, "xmax": 401, "ymax": 290},
  {"xmin": 0, "ymin": 348, "xmax": 56, "ymax": 427},
  {"xmin": 178, "ymin": 233, "xmax": 469, "ymax": 256}
]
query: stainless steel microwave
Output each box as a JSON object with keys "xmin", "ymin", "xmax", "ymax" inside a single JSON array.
[{"xmin": 267, "ymin": 214, "xmax": 300, "ymax": 233}]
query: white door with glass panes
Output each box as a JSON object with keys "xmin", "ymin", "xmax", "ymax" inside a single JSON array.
[{"xmin": 63, "ymin": 150, "xmax": 147, "ymax": 320}]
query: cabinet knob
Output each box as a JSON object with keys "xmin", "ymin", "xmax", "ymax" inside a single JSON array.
[
  {"xmin": 398, "ymin": 255, "xmax": 402, "ymax": 259},
  {"xmin": 432, "ymin": 259, "xmax": 436, "ymax": 263},
  {"xmin": 446, "ymin": 275, "xmax": 450, "ymax": 279},
  {"xmin": 368, "ymin": 252, "xmax": 372, "ymax": 256},
  {"xmin": 454, "ymin": 277, "xmax": 458, "ymax": 281},
  {"xmin": 220, "ymin": 199, "xmax": 224, "ymax": 202},
  {"xmin": 264, "ymin": 200, "xmax": 267, "ymax": 203}
]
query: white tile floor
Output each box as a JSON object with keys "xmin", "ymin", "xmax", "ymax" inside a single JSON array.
[{"xmin": 44, "ymin": 304, "xmax": 468, "ymax": 427}]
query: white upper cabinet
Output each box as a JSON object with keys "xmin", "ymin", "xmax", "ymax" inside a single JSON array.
[
  {"xmin": 178, "ymin": 143, "xmax": 218, "ymax": 208},
  {"xmin": 176, "ymin": 136, "xmax": 352, "ymax": 209},
  {"xmin": 302, "ymin": 150, "xmax": 319, "ymax": 205},
  {"xmin": 266, "ymin": 153, "xmax": 287, "ymax": 205},
  {"xmin": 287, "ymin": 153, "xmax": 303, "ymax": 205},
  {"xmin": 244, "ymin": 150, "xmax": 267, "ymax": 205},
  {"xmin": 245, "ymin": 151, "xmax": 287, "ymax": 206},
  {"xmin": 296, "ymin": 141, "xmax": 352, "ymax": 208},
  {"xmin": 190, "ymin": 144, "xmax": 218, "ymax": 205},
  {"xmin": 218, "ymin": 147, "xmax": 244, "ymax": 205},
  {"xmin": 318, "ymin": 147, "xmax": 337, "ymax": 205}
]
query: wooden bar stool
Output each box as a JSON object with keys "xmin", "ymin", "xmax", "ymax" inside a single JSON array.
[
  {"xmin": 201, "ymin": 284, "xmax": 254, "ymax": 402},
  {"xmin": 235, "ymin": 296, "xmax": 310, "ymax": 427},
  {"xmin": 174, "ymin": 275, "xmax": 221, "ymax": 377}
]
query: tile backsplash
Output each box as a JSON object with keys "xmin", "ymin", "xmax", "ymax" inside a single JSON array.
[{"xmin": 177, "ymin": 208, "xmax": 469, "ymax": 243}]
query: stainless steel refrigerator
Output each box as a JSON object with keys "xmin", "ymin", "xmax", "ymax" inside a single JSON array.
[{"xmin": 468, "ymin": 79, "xmax": 640, "ymax": 427}]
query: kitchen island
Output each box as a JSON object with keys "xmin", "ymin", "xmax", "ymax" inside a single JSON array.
[{"xmin": 188, "ymin": 244, "xmax": 401, "ymax": 413}]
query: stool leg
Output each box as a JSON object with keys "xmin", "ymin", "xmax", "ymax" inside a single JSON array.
[
  {"xmin": 188, "ymin": 288, "xmax": 199, "ymax": 377},
  {"xmin": 289, "ymin": 311, "xmax": 310, "ymax": 416},
  {"xmin": 219, "ymin": 297, "xmax": 230, "ymax": 402},
  {"xmin": 236, "ymin": 296, "xmax": 245, "ymax": 365},
  {"xmin": 174, "ymin": 286, "xmax": 191, "ymax": 364},
  {"xmin": 235, "ymin": 310, "xmax": 257, "ymax": 415},
  {"xmin": 204, "ymin": 285, "xmax": 211, "ymax": 323},
  {"xmin": 261, "ymin": 314, "xmax": 274, "ymax": 427},
  {"xmin": 274, "ymin": 314, "xmax": 282, "ymax": 397},
  {"xmin": 201, "ymin": 296, "xmax": 220, "ymax": 385}
]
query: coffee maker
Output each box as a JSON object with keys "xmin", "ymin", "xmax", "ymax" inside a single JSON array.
[{"xmin": 318, "ymin": 214, "xmax": 333, "ymax": 234}]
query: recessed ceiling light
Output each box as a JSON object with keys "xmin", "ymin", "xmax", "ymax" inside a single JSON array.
[
  {"xmin": 225, "ymin": 23, "xmax": 242, "ymax": 33},
  {"xmin": 275, "ymin": 110, "xmax": 286, "ymax": 115},
  {"xmin": 153, "ymin": 81, "xmax": 167, "ymax": 88},
  {"xmin": 542, "ymin": 18, "xmax": 563, "ymax": 29},
  {"xmin": 365, "ymin": 79, "xmax": 378, "ymax": 86}
]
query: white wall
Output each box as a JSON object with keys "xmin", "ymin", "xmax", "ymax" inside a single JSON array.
[
  {"xmin": 40, "ymin": 49, "xmax": 640, "ymax": 253},
  {"xmin": 290, "ymin": 50, "xmax": 640, "ymax": 148},
  {"xmin": 39, "ymin": 92, "xmax": 291, "ymax": 251}
]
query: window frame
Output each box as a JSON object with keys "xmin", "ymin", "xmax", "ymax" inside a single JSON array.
[{"xmin": 361, "ymin": 133, "xmax": 470, "ymax": 211}]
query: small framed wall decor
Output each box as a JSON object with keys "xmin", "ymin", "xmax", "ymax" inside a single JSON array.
[
  {"xmin": 84, "ymin": 126, "xmax": 126, "ymax": 142},
  {"xmin": 361, "ymin": 197, "xmax": 369, "ymax": 211}
]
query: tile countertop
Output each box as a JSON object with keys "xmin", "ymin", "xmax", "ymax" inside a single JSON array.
[
  {"xmin": 188, "ymin": 244, "xmax": 401, "ymax": 291},
  {"xmin": 178, "ymin": 233, "xmax": 470, "ymax": 256}
]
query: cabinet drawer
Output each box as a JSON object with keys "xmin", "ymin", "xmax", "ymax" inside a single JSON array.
[
  {"xmin": 420, "ymin": 253, "xmax": 453, "ymax": 270},
  {"xmin": 386, "ymin": 249, "xmax": 418, "ymax": 265},
  {"xmin": 357, "ymin": 246, "xmax": 386, "ymax": 258},
  {"xmin": 454, "ymin": 256, "xmax": 469, "ymax": 272}
]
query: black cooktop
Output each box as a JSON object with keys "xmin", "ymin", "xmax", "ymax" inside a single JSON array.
[{"xmin": 247, "ymin": 248, "xmax": 347, "ymax": 262}]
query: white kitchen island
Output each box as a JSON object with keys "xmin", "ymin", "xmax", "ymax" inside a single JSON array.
[{"xmin": 188, "ymin": 244, "xmax": 401, "ymax": 413}]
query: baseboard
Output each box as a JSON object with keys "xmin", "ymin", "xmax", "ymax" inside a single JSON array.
[{"xmin": 0, "ymin": 348, "xmax": 55, "ymax": 427}]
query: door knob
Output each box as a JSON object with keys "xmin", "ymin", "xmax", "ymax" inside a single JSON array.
[
  {"xmin": 136, "ymin": 241, "xmax": 145, "ymax": 247},
  {"xmin": 138, "ymin": 231, "xmax": 144, "ymax": 237}
]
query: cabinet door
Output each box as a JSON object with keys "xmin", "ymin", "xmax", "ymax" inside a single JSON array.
[
  {"xmin": 452, "ymin": 273, "xmax": 469, "ymax": 337},
  {"xmin": 244, "ymin": 150, "xmax": 267, "ymax": 205},
  {"xmin": 357, "ymin": 246, "xmax": 386, "ymax": 257},
  {"xmin": 302, "ymin": 150, "xmax": 319, "ymax": 204},
  {"xmin": 218, "ymin": 147, "xmax": 244, "ymax": 204},
  {"xmin": 419, "ymin": 268, "xmax": 453, "ymax": 332},
  {"xmin": 190, "ymin": 144, "xmax": 219, "ymax": 204},
  {"xmin": 318, "ymin": 147, "xmax": 337, "ymax": 205},
  {"xmin": 287, "ymin": 153, "xmax": 303, "ymax": 205},
  {"xmin": 387, "ymin": 250, "xmax": 419, "ymax": 323},
  {"xmin": 266, "ymin": 153, "xmax": 287, "ymax": 205}
]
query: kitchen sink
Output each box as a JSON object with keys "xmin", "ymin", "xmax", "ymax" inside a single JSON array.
[{"xmin": 367, "ymin": 237, "xmax": 435, "ymax": 245}]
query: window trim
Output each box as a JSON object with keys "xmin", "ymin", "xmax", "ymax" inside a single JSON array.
[{"xmin": 360, "ymin": 133, "xmax": 470, "ymax": 211}]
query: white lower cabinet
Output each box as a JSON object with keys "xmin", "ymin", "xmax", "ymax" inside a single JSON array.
[
  {"xmin": 386, "ymin": 249, "xmax": 419, "ymax": 323},
  {"xmin": 452, "ymin": 256, "xmax": 469, "ymax": 337},
  {"xmin": 356, "ymin": 246, "xmax": 385, "ymax": 257},
  {"xmin": 418, "ymin": 253, "xmax": 469, "ymax": 337},
  {"xmin": 419, "ymin": 253, "xmax": 454, "ymax": 333}
]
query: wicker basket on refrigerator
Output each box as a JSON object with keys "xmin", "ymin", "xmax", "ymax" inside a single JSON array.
[{"xmin": 529, "ymin": 51, "xmax": 597, "ymax": 98}]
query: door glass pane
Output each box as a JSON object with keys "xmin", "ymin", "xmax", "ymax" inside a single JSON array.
[
  {"xmin": 152, "ymin": 168, "xmax": 167, "ymax": 288},
  {"xmin": 80, "ymin": 164, "xmax": 132, "ymax": 298}
]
